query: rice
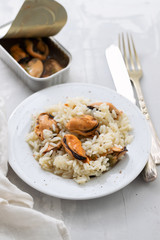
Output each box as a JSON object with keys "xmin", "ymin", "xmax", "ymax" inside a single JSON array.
[{"xmin": 26, "ymin": 97, "xmax": 133, "ymax": 184}]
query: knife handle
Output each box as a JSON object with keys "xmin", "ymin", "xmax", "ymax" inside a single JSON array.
[{"xmin": 133, "ymin": 78, "xmax": 160, "ymax": 165}]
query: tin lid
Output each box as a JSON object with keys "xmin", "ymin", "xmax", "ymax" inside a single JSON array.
[{"xmin": 0, "ymin": 0, "xmax": 67, "ymax": 39}]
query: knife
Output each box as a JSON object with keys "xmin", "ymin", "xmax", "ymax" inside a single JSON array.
[
  {"xmin": 105, "ymin": 44, "xmax": 157, "ymax": 182},
  {"xmin": 105, "ymin": 44, "xmax": 136, "ymax": 104}
]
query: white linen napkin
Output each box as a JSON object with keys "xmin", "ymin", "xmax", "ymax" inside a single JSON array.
[{"xmin": 0, "ymin": 98, "xmax": 70, "ymax": 240}]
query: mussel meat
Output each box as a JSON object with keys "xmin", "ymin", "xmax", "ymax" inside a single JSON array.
[
  {"xmin": 35, "ymin": 113, "xmax": 59, "ymax": 140},
  {"xmin": 108, "ymin": 146, "xmax": 128, "ymax": 166},
  {"xmin": 25, "ymin": 38, "xmax": 49, "ymax": 60},
  {"xmin": 88, "ymin": 102, "xmax": 122, "ymax": 119},
  {"xmin": 24, "ymin": 58, "xmax": 43, "ymax": 78},
  {"xmin": 66, "ymin": 115, "xmax": 99, "ymax": 136},
  {"xmin": 10, "ymin": 44, "xmax": 29, "ymax": 62},
  {"xmin": 41, "ymin": 59, "xmax": 63, "ymax": 78},
  {"xmin": 42, "ymin": 141, "xmax": 62, "ymax": 154},
  {"xmin": 62, "ymin": 134, "xmax": 89, "ymax": 162}
]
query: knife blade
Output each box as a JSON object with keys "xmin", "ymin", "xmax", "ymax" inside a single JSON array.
[{"xmin": 105, "ymin": 44, "xmax": 136, "ymax": 104}]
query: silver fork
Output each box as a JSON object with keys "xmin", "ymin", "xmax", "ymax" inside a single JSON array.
[{"xmin": 119, "ymin": 33, "xmax": 158, "ymax": 182}]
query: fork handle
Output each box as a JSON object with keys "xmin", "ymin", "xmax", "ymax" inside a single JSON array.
[
  {"xmin": 132, "ymin": 79, "xmax": 150, "ymax": 120},
  {"xmin": 133, "ymin": 78, "xmax": 160, "ymax": 164},
  {"xmin": 142, "ymin": 154, "xmax": 157, "ymax": 182}
]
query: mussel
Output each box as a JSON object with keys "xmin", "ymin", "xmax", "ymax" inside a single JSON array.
[
  {"xmin": 88, "ymin": 102, "xmax": 122, "ymax": 119},
  {"xmin": 108, "ymin": 146, "xmax": 128, "ymax": 166},
  {"xmin": 10, "ymin": 44, "xmax": 29, "ymax": 62},
  {"xmin": 10, "ymin": 37, "xmax": 65, "ymax": 78},
  {"xmin": 42, "ymin": 141, "xmax": 62, "ymax": 154},
  {"xmin": 62, "ymin": 134, "xmax": 89, "ymax": 162},
  {"xmin": 25, "ymin": 38, "xmax": 49, "ymax": 60},
  {"xmin": 35, "ymin": 113, "xmax": 59, "ymax": 140},
  {"xmin": 66, "ymin": 115, "xmax": 99, "ymax": 136},
  {"xmin": 24, "ymin": 58, "xmax": 43, "ymax": 78},
  {"xmin": 41, "ymin": 59, "xmax": 63, "ymax": 78}
]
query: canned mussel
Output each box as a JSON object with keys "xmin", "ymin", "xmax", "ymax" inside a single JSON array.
[{"xmin": 0, "ymin": 37, "xmax": 70, "ymax": 78}]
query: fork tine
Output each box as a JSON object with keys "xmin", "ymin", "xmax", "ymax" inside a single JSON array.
[
  {"xmin": 118, "ymin": 33, "xmax": 121, "ymax": 52},
  {"xmin": 130, "ymin": 34, "xmax": 142, "ymax": 70},
  {"xmin": 127, "ymin": 33, "xmax": 135, "ymax": 70},
  {"xmin": 118, "ymin": 33, "xmax": 122, "ymax": 53},
  {"xmin": 121, "ymin": 33, "xmax": 129, "ymax": 70}
]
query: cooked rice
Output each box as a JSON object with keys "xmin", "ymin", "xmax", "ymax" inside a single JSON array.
[{"xmin": 26, "ymin": 97, "xmax": 133, "ymax": 184}]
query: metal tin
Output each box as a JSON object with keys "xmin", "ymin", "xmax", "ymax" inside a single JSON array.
[
  {"xmin": 0, "ymin": 37, "xmax": 71, "ymax": 91},
  {"xmin": 0, "ymin": 0, "xmax": 67, "ymax": 39},
  {"xmin": 0, "ymin": 0, "xmax": 71, "ymax": 91}
]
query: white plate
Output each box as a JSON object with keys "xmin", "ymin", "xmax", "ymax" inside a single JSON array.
[{"xmin": 8, "ymin": 83, "xmax": 151, "ymax": 200}]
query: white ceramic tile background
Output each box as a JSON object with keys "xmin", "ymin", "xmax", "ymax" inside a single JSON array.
[{"xmin": 1, "ymin": 0, "xmax": 160, "ymax": 239}]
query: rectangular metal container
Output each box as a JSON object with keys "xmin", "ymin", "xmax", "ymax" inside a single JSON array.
[
  {"xmin": 0, "ymin": 0, "xmax": 71, "ymax": 91},
  {"xmin": 0, "ymin": 37, "xmax": 71, "ymax": 91}
]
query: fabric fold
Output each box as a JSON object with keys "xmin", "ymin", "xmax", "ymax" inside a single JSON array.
[
  {"xmin": 0, "ymin": 203, "xmax": 70, "ymax": 240},
  {"xmin": 0, "ymin": 98, "xmax": 70, "ymax": 240}
]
